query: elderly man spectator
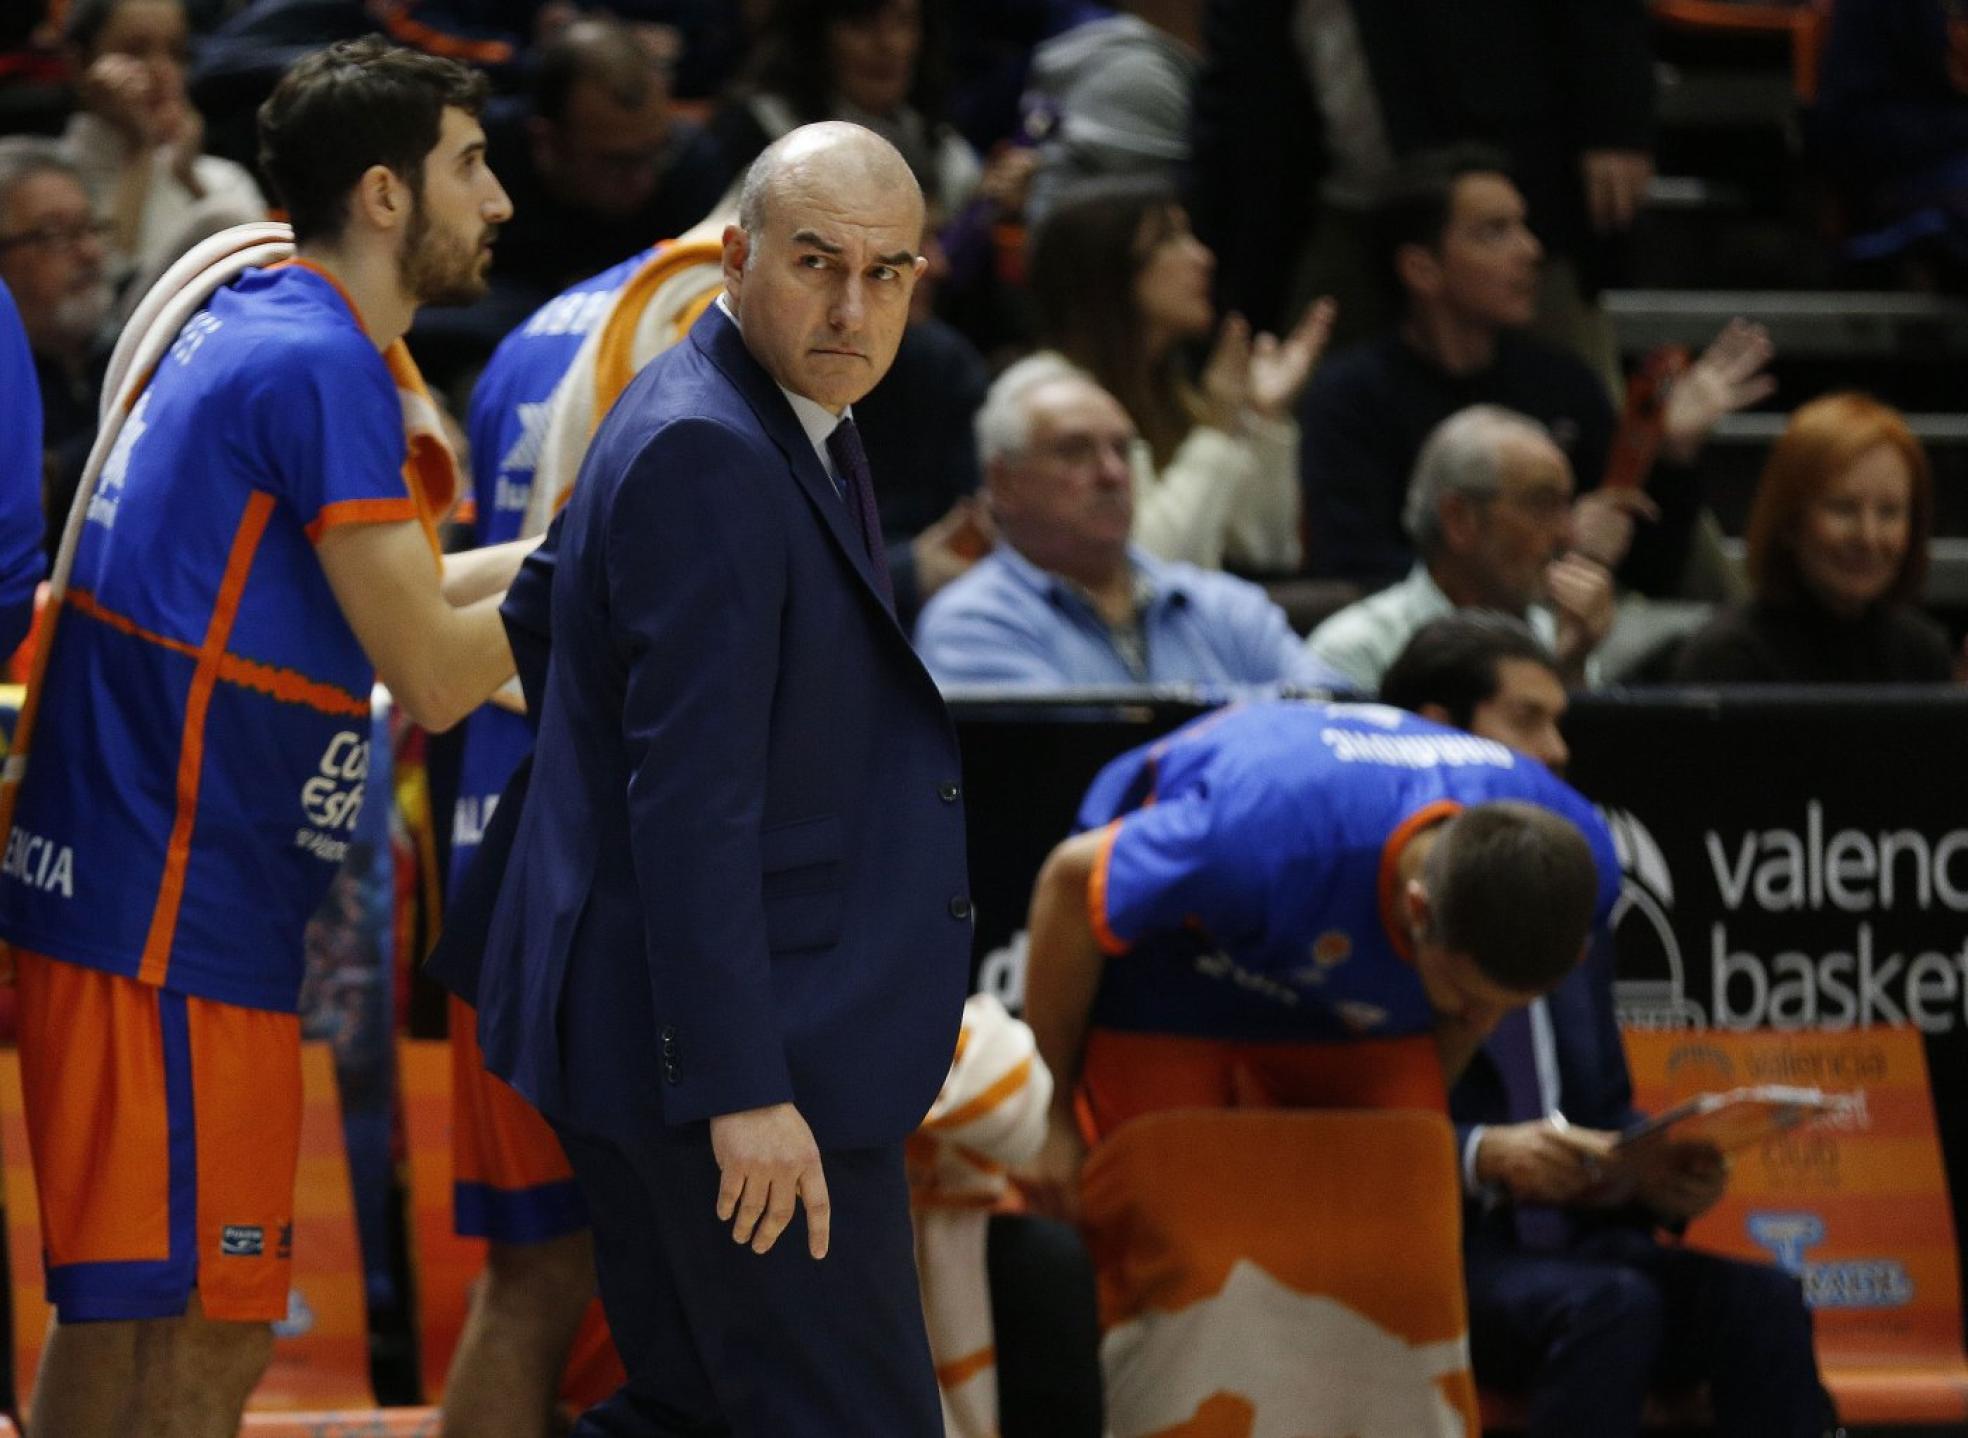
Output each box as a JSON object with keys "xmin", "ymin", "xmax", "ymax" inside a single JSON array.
[
  {"xmin": 1307, "ymin": 405, "xmax": 1614, "ymax": 691},
  {"xmin": 487, "ymin": 15, "xmax": 727, "ymax": 303},
  {"xmin": 916, "ymin": 354, "xmax": 1346, "ymax": 691},
  {"xmin": 1296, "ymin": 145, "xmax": 1775, "ymax": 598},
  {"xmin": 0, "ymin": 139, "xmax": 114, "ymax": 558}
]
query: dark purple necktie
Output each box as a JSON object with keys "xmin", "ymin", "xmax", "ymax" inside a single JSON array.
[
  {"xmin": 1487, "ymin": 1004, "xmax": 1573, "ymax": 1251},
  {"xmin": 824, "ymin": 416, "xmax": 894, "ymax": 612}
]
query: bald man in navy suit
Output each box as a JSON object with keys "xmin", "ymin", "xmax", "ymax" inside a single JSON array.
[{"xmin": 470, "ymin": 123, "xmax": 972, "ymax": 1436}]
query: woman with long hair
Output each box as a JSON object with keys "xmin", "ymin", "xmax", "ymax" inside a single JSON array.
[
  {"xmin": 1673, "ymin": 391, "xmax": 1954, "ymax": 682},
  {"xmin": 1026, "ymin": 175, "xmax": 1333, "ymax": 573}
]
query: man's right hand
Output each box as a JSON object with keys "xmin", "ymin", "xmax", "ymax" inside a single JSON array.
[
  {"xmin": 1475, "ymin": 1120, "xmax": 1614, "ymax": 1205},
  {"xmin": 1021, "ymin": 1109, "xmax": 1088, "ymax": 1223},
  {"xmin": 711, "ymin": 1102, "xmax": 831, "ymax": 1259}
]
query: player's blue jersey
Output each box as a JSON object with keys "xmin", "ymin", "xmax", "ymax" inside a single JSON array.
[
  {"xmin": 0, "ymin": 264, "xmax": 413, "ymax": 1011},
  {"xmin": 451, "ymin": 249, "xmax": 652, "ymax": 886},
  {"xmin": 1079, "ymin": 700, "xmax": 1619, "ymax": 1043}
]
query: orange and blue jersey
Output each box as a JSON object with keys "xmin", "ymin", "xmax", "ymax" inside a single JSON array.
[
  {"xmin": 0, "ymin": 264, "xmax": 414, "ymax": 1013},
  {"xmin": 450, "ymin": 247, "xmax": 652, "ymax": 895},
  {"xmin": 1079, "ymin": 700, "xmax": 1619, "ymax": 1045}
]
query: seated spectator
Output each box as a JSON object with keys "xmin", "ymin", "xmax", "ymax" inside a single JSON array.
[
  {"xmin": 1027, "ymin": 176, "xmax": 1333, "ymax": 573},
  {"xmin": 1810, "ymin": 0, "xmax": 1968, "ymax": 289},
  {"xmin": 60, "ymin": 0, "xmax": 266, "ymax": 299},
  {"xmin": 1307, "ymin": 405, "xmax": 1614, "ymax": 691},
  {"xmin": 1296, "ymin": 145, "xmax": 1774, "ymax": 598},
  {"xmin": 1022, "ymin": 1, "xmax": 1200, "ymax": 224},
  {"xmin": 1380, "ymin": 613, "xmax": 1835, "ymax": 1438},
  {"xmin": 707, "ymin": 0, "xmax": 980, "ymax": 216},
  {"xmin": 0, "ymin": 140, "xmax": 113, "ymax": 557},
  {"xmin": 486, "ymin": 15, "xmax": 726, "ymax": 304},
  {"xmin": 1673, "ymin": 392, "xmax": 1955, "ymax": 684},
  {"xmin": 915, "ymin": 354, "xmax": 1345, "ymax": 691}
]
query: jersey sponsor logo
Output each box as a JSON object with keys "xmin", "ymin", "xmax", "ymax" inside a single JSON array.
[
  {"xmin": 1317, "ymin": 726, "xmax": 1514, "ymax": 771},
  {"xmin": 88, "ymin": 390, "xmax": 152, "ymax": 532},
  {"xmin": 520, "ymin": 287, "xmax": 617, "ymax": 339},
  {"xmin": 168, "ymin": 311, "xmax": 221, "ymax": 367},
  {"xmin": 2, "ymin": 826, "xmax": 75, "ymax": 898},
  {"xmin": 220, "ymin": 1223, "xmax": 264, "ymax": 1257},
  {"xmin": 452, "ymin": 792, "xmax": 500, "ymax": 850},
  {"xmin": 495, "ymin": 400, "xmax": 550, "ymax": 500},
  {"xmin": 1194, "ymin": 948, "xmax": 1300, "ymax": 1008},
  {"xmin": 296, "ymin": 730, "xmax": 367, "ymax": 863}
]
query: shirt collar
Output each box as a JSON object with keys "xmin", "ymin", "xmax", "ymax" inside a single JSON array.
[
  {"xmin": 995, "ymin": 542, "xmax": 1188, "ymax": 610},
  {"xmin": 716, "ymin": 293, "xmax": 851, "ymax": 471}
]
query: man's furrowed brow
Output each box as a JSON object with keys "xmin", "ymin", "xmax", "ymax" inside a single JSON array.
[
  {"xmin": 790, "ymin": 229, "xmax": 844, "ymax": 254},
  {"xmin": 874, "ymin": 248, "xmax": 918, "ymax": 268}
]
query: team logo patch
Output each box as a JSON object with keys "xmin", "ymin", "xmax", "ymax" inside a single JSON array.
[
  {"xmin": 1312, "ymin": 930, "xmax": 1353, "ymax": 968},
  {"xmin": 220, "ymin": 1224, "xmax": 265, "ymax": 1257}
]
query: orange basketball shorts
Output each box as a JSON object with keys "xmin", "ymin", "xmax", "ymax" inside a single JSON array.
[
  {"xmin": 15, "ymin": 949, "xmax": 301, "ymax": 1322},
  {"xmin": 450, "ymin": 995, "xmax": 586, "ymax": 1242}
]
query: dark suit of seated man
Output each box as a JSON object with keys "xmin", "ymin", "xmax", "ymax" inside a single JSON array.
[
  {"xmin": 1381, "ymin": 614, "xmax": 1833, "ymax": 1438},
  {"xmin": 470, "ymin": 121, "xmax": 973, "ymax": 1436}
]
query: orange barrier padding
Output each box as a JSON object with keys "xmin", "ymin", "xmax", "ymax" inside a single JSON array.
[
  {"xmin": 1081, "ymin": 1108, "xmax": 1478, "ymax": 1437},
  {"xmin": 0, "ymin": 1041, "xmax": 372, "ymax": 1412},
  {"xmin": 396, "ymin": 1038, "xmax": 621, "ymax": 1410},
  {"xmin": 1625, "ymin": 1026, "xmax": 1968, "ymax": 1424},
  {"xmin": 241, "ymin": 1409, "xmax": 438, "ymax": 1435}
]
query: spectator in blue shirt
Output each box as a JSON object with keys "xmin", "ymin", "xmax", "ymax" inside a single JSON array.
[
  {"xmin": 0, "ymin": 277, "xmax": 46, "ymax": 656},
  {"xmin": 914, "ymin": 354, "xmax": 1349, "ymax": 692}
]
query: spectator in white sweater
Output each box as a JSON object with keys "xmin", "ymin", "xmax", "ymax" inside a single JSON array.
[
  {"xmin": 59, "ymin": 0, "xmax": 265, "ymax": 302},
  {"xmin": 1026, "ymin": 175, "xmax": 1334, "ymax": 574}
]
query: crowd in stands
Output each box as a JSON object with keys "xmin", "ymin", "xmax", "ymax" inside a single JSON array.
[
  {"xmin": 6, "ymin": 0, "xmax": 1963, "ymax": 697},
  {"xmin": 0, "ymin": 1, "xmax": 1965, "ymax": 1434}
]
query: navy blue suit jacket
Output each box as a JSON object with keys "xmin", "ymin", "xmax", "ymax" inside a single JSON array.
[
  {"xmin": 472, "ymin": 304, "xmax": 973, "ymax": 1149},
  {"xmin": 1451, "ymin": 932, "xmax": 1649, "ymax": 1244}
]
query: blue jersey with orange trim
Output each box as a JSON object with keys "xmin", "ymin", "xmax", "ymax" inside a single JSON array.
[
  {"xmin": 451, "ymin": 248, "xmax": 652, "ymax": 889},
  {"xmin": 1079, "ymin": 700, "xmax": 1619, "ymax": 1043},
  {"xmin": 0, "ymin": 265, "xmax": 415, "ymax": 1012}
]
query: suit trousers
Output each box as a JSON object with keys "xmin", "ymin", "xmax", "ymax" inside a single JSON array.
[
  {"xmin": 1464, "ymin": 1223, "xmax": 1829, "ymax": 1438},
  {"xmin": 555, "ymin": 1122, "xmax": 942, "ymax": 1437}
]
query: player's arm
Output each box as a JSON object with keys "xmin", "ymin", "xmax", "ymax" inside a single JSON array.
[
  {"xmin": 317, "ymin": 519, "xmax": 516, "ymax": 732},
  {"xmin": 440, "ymin": 536, "xmax": 538, "ymax": 606},
  {"xmin": 1022, "ymin": 828, "xmax": 1111, "ymax": 1221}
]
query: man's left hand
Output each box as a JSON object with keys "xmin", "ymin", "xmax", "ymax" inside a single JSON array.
[
  {"xmin": 1634, "ymin": 1140, "xmax": 1729, "ymax": 1223},
  {"xmin": 711, "ymin": 1102, "xmax": 832, "ymax": 1259}
]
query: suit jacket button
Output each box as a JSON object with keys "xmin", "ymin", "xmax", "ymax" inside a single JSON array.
[
  {"xmin": 948, "ymin": 896, "xmax": 972, "ymax": 921},
  {"xmin": 663, "ymin": 1060, "xmax": 680, "ymax": 1083},
  {"xmin": 938, "ymin": 781, "xmax": 961, "ymax": 803},
  {"xmin": 660, "ymin": 1025, "xmax": 676, "ymax": 1042}
]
